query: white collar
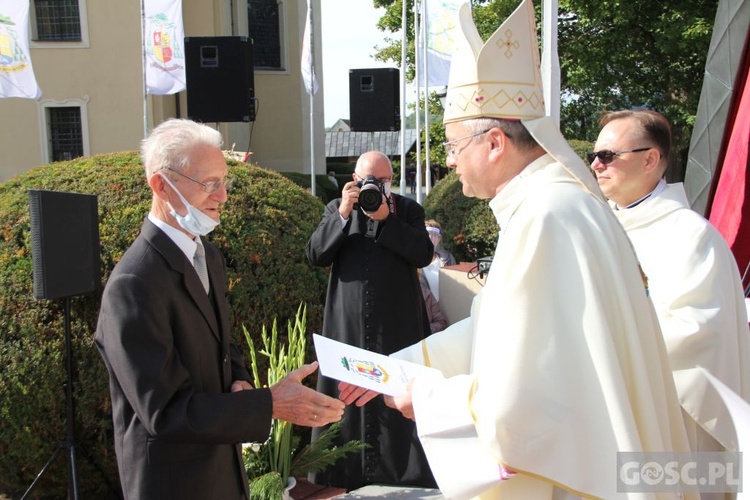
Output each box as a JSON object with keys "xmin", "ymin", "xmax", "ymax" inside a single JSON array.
[{"xmin": 148, "ymin": 213, "xmax": 200, "ymax": 262}]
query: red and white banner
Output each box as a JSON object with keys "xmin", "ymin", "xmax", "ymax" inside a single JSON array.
[
  {"xmin": 0, "ymin": 0, "xmax": 42, "ymax": 99},
  {"xmin": 143, "ymin": 0, "xmax": 186, "ymax": 95}
]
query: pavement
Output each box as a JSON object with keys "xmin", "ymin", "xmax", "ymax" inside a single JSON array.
[{"xmin": 345, "ymin": 485, "xmax": 444, "ymax": 499}]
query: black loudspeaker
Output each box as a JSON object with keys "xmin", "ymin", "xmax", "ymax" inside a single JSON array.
[
  {"xmin": 29, "ymin": 190, "xmax": 101, "ymax": 300},
  {"xmin": 349, "ymin": 68, "xmax": 400, "ymax": 132},
  {"xmin": 185, "ymin": 36, "xmax": 255, "ymax": 123}
]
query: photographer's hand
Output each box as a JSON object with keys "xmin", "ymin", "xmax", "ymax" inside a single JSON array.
[
  {"xmin": 365, "ymin": 195, "xmax": 390, "ymax": 221},
  {"xmin": 338, "ymin": 180, "xmax": 360, "ymax": 219}
]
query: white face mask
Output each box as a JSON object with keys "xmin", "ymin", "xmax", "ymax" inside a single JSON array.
[{"xmin": 160, "ymin": 174, "xmax": 220, "ymax": 236}]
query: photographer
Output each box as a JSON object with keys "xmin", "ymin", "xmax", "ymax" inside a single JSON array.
[{"xmin": 306, "ymin": 151, "xmax": 435, "ymax": 491}]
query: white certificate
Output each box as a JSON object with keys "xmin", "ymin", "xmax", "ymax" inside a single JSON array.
[{"xmin": 313, "ymin": 334, "xmax": 440, "ymax": 397}]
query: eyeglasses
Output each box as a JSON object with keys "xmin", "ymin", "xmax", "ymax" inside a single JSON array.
[
  {"xmin": 586, "ymin": 147, "xmax": 651, "ymax": 165},
  {"xmin": 355, "ymin": 173, "xmax": 392, "ymax": 184},
  {"xmin": 160, "ymin": 167, "xmax": 234, "ymax": 193},
  {"xmin": 442, "ymin": 129, "xmax": 493, "ymax": 159}
]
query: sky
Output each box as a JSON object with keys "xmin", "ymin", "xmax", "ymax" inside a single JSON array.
[{"xmin": 320, "ymin": 0, "xmax": 399, "ymax": 128}]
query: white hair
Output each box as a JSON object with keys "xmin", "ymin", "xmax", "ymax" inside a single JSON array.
[{"xmin": 140, "ymin": 119, "xmax": 223, "ymax": 176}]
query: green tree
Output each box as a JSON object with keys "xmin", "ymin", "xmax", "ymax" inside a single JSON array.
[
  {"xmin": 372, "ymin": 0, "xmax": 716, "ymax": 181},
  {"xmin": 558, "ymin": 0, "xmax": 716, "ymax": 180}
]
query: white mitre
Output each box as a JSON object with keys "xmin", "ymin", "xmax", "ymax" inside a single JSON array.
[{"xmin": 444, "ymin": 0, "xmax": 603, "ymax": 198}]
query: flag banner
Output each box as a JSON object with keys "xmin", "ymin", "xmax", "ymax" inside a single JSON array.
[
  {"xmin": 709, "ymin": 47, "xmax": 750, "ymax": 287},
  {"xmin": 418, "ymin": 0, "xmax": 467, "ymax": 88},
  {"xmin": 144, "ymin": 0, "xmax": 186, "ymax": 95},
  {"xmin": 0, "ymin": 1, "xmax": 42, "ymax": 99},
  {"xmin": 301, "ymin": 0, "xmax": 318, "ymax": 95}
]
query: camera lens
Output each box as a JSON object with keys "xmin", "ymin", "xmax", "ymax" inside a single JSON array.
[{"xmin": 358, "ymin": 185, "xmax": 382, "ymax": 212}]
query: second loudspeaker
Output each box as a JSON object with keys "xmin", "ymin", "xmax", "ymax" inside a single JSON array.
[
  {"xmin": 349, "ymin": 68, "xmax": 400, "ymax": 132},
  {"xmin": 185, "ymin": 36, "xmax": 255, "ymax": 123}
]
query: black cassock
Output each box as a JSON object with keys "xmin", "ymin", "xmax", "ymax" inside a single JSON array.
[{"xmin": 306, "ymin": 194, "xmax": 437, "ymax": 491}]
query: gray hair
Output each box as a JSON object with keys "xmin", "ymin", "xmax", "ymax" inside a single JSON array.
[
  {"xmin": 464, "ymin": 117, "xmax": 539, "ymax": 152},
  {"xmin": 140, "ymin": 119, "xmax": 223, "ymax": 176}
]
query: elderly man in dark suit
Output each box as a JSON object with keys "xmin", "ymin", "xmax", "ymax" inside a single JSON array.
[{"xmin": 95, "ymin": 118, "xmax": 344, "ymax": 500}]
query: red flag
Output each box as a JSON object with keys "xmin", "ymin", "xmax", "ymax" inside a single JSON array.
[{"xmin": 708, "ymin": 43, "xmax": 750, "ymax": 289}]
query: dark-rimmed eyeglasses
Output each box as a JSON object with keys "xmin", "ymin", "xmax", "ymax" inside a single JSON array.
[
  {"xmin": 586, "ymin": 147, "xmax": 651, "ymax": 165},
  {"xmin": 160, "ymin": 167, "xmax": 234, "ymax": 193},
  {"xmin": 442, "ymin": 129, "xmax": 494, "ymax": 159},
  {"xmin": 355, "ymin": 173, "xmax": 392, "ymax": 185}
]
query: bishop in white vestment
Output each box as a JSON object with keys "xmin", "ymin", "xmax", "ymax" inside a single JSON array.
[{"xmin": 343, "ymin": 2, "xmax": 699, "ymax": 499}]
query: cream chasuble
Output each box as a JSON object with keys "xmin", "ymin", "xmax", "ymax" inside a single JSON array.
[
  {"xmin": 393, "ymin": 156, "xmax": 695, "ymax": 500},
  {"xmin": 613, "ymin": 182, "xmax": 750, "ymax": 453}
]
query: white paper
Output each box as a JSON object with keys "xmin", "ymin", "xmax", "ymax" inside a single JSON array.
[{"xmin": 313, "ymin": 334, "xmax": 439, "ymax": 396}]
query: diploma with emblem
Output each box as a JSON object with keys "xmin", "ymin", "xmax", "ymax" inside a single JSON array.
[{"xmin": 313, "ymin": 334, "xmax": 439, "ymax": 396}]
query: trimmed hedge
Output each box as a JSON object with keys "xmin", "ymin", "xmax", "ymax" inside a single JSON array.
[{"xmin": 0, "ymin": 152, "xmax": 328, "ymax": 498}]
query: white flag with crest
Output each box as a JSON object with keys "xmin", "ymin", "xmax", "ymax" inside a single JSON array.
[
  {"xmin": 0, "ymin": 1, "xmax": 42, "ymax": 99},
  {"xmin": 301, "ymin": 0, "xmax": 318, "ymax": 95},
  {"xmin": 419, "ymin": 0, "xmax": 468, "ymax": 88},
  {"xmin": 143, "ymin": 0, "xmax": 186, "ymax": 95}
]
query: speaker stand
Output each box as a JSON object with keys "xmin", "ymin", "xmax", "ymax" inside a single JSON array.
[{"xmin": 21, "ymin": 296, "xmax": 80, "ymax": 500}]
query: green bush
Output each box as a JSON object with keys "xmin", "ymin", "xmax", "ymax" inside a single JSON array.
[
  {"xmin": 279, "ymin": 172, "xmax": 339, "ymax": 204},
  {"xmin": 0, "ymin": 152, "xmax": 328, "ymax": 498},
  {"xmin": 423, "ymin": 171, "xmax": 497, "ymax": 263}
]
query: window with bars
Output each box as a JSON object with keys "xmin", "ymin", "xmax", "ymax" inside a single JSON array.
[
  {"xmin": 247, "ymin": 0, "xmax": 282, "ymax": 69},
  {"xmin": 48, "ymin": 107, "xmax": 83, "ymax": 162},
  {"xmin": 33, "ymin": 0, "xmax": 82, "ymax": 42}
]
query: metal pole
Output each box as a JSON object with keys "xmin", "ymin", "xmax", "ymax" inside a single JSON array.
[
  {"xmin": 308, "ymin": 0, "xmax": 317, "ymax": 196},
  {"xmin": 541, "ymin": 0, "xmax": 560, "ymax": 124},
  {"xmin": 422, "ymin": 0, "xmax": 431, "ymax": 198},
  {"xmin": 414, "ymin": 0, "xmax": 422, "ymax": 202},
  {"xmin": 141, "ymin": 0, "xmax": 149, "ymax": 137},
  {"xmin": 399, "ymin": 0, "xmax": 408, "ymax": 196}
]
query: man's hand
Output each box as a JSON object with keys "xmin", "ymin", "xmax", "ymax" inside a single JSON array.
[
  {"xmin": 231, "ymin": 380, "xmax": 254, "ymax": 392},
  {"xmin": 364, "ymin": 194, "xmax": 390, "ymax": 221},
  {"xmin": 338, "ymin": 381, "xmax": 380, "ymax": 406},
  {"xmin": 383, "ymin": 379, "xmax": 415, "ymax": 421},
  {"xmin": 269, "ymin": 361, "xmax": 345, "ymax": 427},
  {"xmin": 338, "ymin": 181, "xmax": 360, "ymax": 219}
]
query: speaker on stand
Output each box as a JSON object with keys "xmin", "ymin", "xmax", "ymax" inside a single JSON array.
[
  {"xmin": 185, "ymin": 36, "xmax": 256, "ymax": 123},
  {"xmin": 21, "ymin": 190, "xmax": 101, "ymax": 500},
  {"xmin": 349, "ymin": 67, "xmax": 400, "ymax": 132}
]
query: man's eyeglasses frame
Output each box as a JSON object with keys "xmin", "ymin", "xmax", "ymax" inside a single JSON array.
[
  {"xmin": 442, "ymin": 129, "xmax": 494, "ymax": 160},
  {"xmin": 159, "ymin": 166, "xmax": 234, "ymax": 193},
  {"xmin": 586, "ymin": 147, "xmax": 652, "ymax": 165}
]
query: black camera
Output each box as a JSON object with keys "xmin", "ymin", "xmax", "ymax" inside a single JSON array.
[{"xmin": 356, "ymin": 175, "xmax": 385, "ymax": 212}]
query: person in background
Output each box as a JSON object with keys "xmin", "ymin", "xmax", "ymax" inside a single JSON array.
[
  {"xmin": 418, "ymin": 268, "xmax": 448, "ymax": 333},
  {"xmin": 340, "ymin": 2, "xmax": 695, "ymax": 498},
  {"xmin": 408, "ymin": 164, "xmax": 417, "ymax": 194},
  {"xmin": 327, "ymin": 170, "xmax": 338, "ymax": 188},
  {"xmin": 95, "ymin": 119, "xmax": 344, "ymax": 500},
  {"xmin": 421, "ymin": 219, "xmax": 457, "ymax": 301},
  {"xmin": 592, "ymin": 109, "xmax": 750, "ymax": 465},
  {"xmin": 306, "ymin": 150, "xmax": 436, "ymax": 491}
]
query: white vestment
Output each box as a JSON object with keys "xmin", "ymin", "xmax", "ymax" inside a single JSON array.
[
  {"xmin": 394, "ymin": 154, "xmax": 694, "ymax": 499},
  {"xmin": 613, "ymin": 182, "xmax": 750, "ymax": 453}
]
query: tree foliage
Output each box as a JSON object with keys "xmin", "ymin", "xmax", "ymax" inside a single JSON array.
[
  {"xmin": 371, "ymin": 0, "xmax": 717, "ymax": 181},
  {"xmin": 558, "ymin": 0, "xmax": 716, "ymax": 180}
]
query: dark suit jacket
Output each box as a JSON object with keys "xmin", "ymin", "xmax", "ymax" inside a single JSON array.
[{"xmin": 95, "ymin": 219, "xmax": 272, "ymax": 500}]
